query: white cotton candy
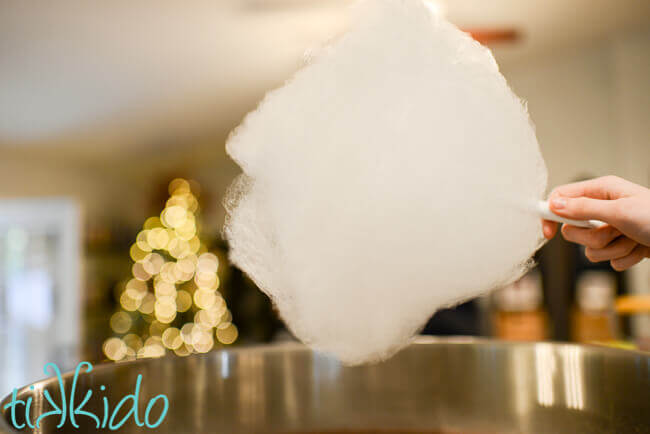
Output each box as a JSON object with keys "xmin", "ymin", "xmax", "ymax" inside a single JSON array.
[{"xmin": 224, "ymin": 0, "xmax": 547, "ymax": 365}]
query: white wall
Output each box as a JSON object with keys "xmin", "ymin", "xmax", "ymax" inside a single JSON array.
[
  {"xmin": 609, "ymin": 29, "xmax": 650, "ymax": 325},
  {"xmin": 503, "ymin": 43, "xmax": 614, "ymax": 188},
  {"xmin": 0, "ymin": 155, "xmax": 149, "ymax": 226},
  {"xmin": 502, "ymin": 28, "xmax": 649, "ymax": 191}
]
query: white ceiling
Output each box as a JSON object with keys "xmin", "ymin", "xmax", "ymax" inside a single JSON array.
[{"xmin": 1, "ymin": 0, "xmax": 649, "ymax": 162}]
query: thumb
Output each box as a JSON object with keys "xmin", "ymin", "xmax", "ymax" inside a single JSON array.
[{"xmin": 550, "ymin": 196, "xmax": 619, "ymax": 224}]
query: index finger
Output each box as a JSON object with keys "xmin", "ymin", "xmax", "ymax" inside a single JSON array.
[{"xmin": 549, "ymin": 176, "xmax": 627, "ymax": 200}]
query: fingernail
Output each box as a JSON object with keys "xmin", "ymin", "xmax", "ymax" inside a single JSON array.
[{"xmin": 551, "ymin": 197, "xmax": 566, "ymax": 209}]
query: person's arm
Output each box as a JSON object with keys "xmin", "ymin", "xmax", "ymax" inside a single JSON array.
[{"xmin": 542, "ymin": 175, "xmax": 650, "ymax": 271}]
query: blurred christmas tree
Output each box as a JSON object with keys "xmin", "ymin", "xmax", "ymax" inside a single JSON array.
[{"xmin": 103, "ymin": 178, "xmax": 238, "ymax": 361}]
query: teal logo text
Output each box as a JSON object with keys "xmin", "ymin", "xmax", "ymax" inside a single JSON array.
[{"xmin": 3, "ymin": 362, "xmax": 169, "ymax": 430}]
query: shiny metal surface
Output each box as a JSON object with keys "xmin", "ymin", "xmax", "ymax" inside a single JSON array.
[{"xmin": 1, "ymin": 338, "xmax": 649, "ymax": 433}]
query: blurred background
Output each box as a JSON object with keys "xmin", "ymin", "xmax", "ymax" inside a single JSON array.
[{"xmin": 0, "ymin": 0, "xmax": 648, "ymax": 395}]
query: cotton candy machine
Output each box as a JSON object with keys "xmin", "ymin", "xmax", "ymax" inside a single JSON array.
[{"xmin": 1, "ymin": 338, "xmax": 649, "ymax": 433}]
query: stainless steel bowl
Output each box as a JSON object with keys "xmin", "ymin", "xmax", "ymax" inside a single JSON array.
[{"xmin": 2, "ymin": 338, "xmax": 649, "ymax": 433}]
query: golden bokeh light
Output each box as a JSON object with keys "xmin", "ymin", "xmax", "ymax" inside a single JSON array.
[
  {"xmin": 136, "ymin": 230, "xmax": 152, "ymax": 252},
  {"xmin": 154, "ymin": 297, "xmax": 177, "ymax": 324},
  {"xmin": 166, "ymin": 194, "xmax": 190, "ymax": 209},
  {"xmin": 147, "ymin": 227, "xmax": 170, "ymax": 250},
  {"xmin": 126, "ymin": 278, "xmax": 147, "ymax": 292},
  {"xmin": 123, "ymin": 334, "xmax": 144, "ymax": 351},
  {"xmin": 176, "ymin": 255, "xmax": 197, "ymax": 273},
  {"xmin": 173, "ymin": 344, "xmax": 192, "ymax": 357},
  {"xmin": 129, "ymin": 244, "xmax": 149, "ymax": 262},
  {"xmin": 143, "ymin": 216, "xmax": 162, "ymax": 230},
  {"xmin": 176, "ymin": 290, "xmax": 193, "ymax": 312},
  {"xmin": 221, "ymin": 309, "xmax": 232, "ymax": 323},
  {"xmin": 154, "ymin": 278, "xmax": 176, "ymax": 296},
  {"xmin": 139, "ymin": 338, "xmax": 166, "ymax": 359},
  {"xmin": 142, "ymin": 252, "xmax": 165, "ymax": 275},
  {"xmin": 110, "ymin": 311, "xmax": 132, "ymax": 334},
  {"xmin": 216, "ymin": 322, "xmax": 238, "ymax": 345},
  {"xmin": 132, "ymin": 262, "xmax": 152, "ymax": 281},
  {"xmin": 180, "ymin": 323, "xmax": 195, "ymax": 344},
  {"xmin": 195, "ymin": 273, "xmax": 219, "ymax": 291},
  {"xmin": 197, "ymin": 252, "xmax": 219, "ymax": 271},
  {"xmin": 120, "ymin": 291, "xmax": 141, "ymax": 311},
  {"xmin": 194, "ymin": 289, "xmax": 217, "ymax": 309},
  {"xmin": 161, "ymin": 205, "xmax": 188, "ymax": 229},
  {"xmin": 162, "ymin": 327, "xmax": 183, "ymax": 350},
  {"xmin": 168, "ymin": 238, "xmax": 191, "ymax": 259},
  {"xmin": 125, "ymin": 278, "xmax": 148, "ymax": 302},
  {"xmin": 103, "ymin": 337, "xmax": 128, "ymax": 361},
  {"xmin": 168, "ymin": 178, "xmax": 191, "ymax": 195},
  {"xmin": 175, "ymin": 217, "xmax": 197, "ymax": 240},
  {"xmin": 193, "ymin": 335, "xmax": 214, "ymax": 353},
  {"xmin": 138, "ymin": 293, "xmax": 155, "ymax": 314},
  {"xmin": 159, "ymin": 262, "xmax": 177, "ymax": 283},
  {"xmin": 188, "ymin": 237, "xmax": 201, "ymax": 254},
  {"xmin": 149, "ymin": 320, "xmax": 167, "ymax": 337}
]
